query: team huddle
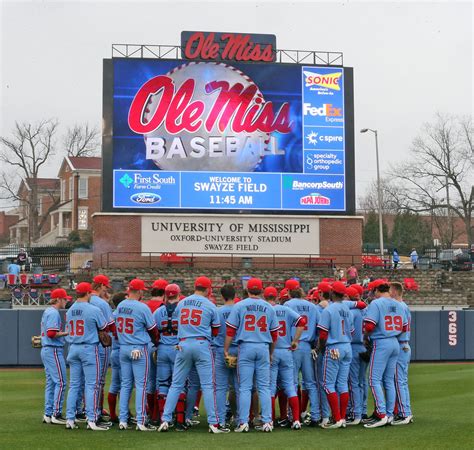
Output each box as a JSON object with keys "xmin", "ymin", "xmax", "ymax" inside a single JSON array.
[{"xmin": 39, "ymin": 274, "xmax": 413, "ymax": 433}]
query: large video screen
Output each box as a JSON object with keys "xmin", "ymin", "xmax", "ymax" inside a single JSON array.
[{"xmin": 102, "ymin": 59, "xmax": 354, "ymax": 213}]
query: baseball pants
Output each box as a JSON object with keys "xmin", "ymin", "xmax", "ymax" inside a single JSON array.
[
  {"xmin": 97, "ymin": 345, "xmax": 110, "ymax": 415},
  {"xmin": 41, "ymin": 346, "xmax": 66, "ymax": 417},
  {"xmin": 237, "ymin": 342, "xmax": 272, "ymax": 425},
  {"xmin": 214, "ymin": 346, "xmax": 239, "ymax": 425},
  {"xmin": 322, "ymin": 343, "xmax": 352, "ymax": 394},
  {"xmin": 368, "ymin": 337, "xmax": 400, "ymax": 417},
  {"xmin": 119, "ymin": 344, "xmax": 150, "ymax": 426},
  {"xmin": 162, "ymin": 339, "xmax": 218, "ymax": 425},
  {"xmin": 156, "ymin": 344, "xmax": 177, "ymax": 396},
  {"xmin": 395, "ymin": 342, "xmax": 412, "ymax": 417},
  {"xmin": 293, "ymin": 341, "xmax": 320, "ymax": 421},
  {"xmin": 271, "ymin": 348, "xmax": 297, "ymax": 397},
  {"xmin": 348, "ymin": 343, "xmax": 367, "ymax": 419},
  {"xmin": 317, "ymin": 355, "xmax": 330, "ymax": 419},
  {"xmin": 147, "ymin": 343, "xmax": 157, "ymax": 395},
  {"xmin": 66, "ymin": 344, "xmax": 101, "ymax": 423},
  {"xmin": 109, "ymin": 348, "xmax": 121, "ymax": 395},
  {"xmin": 185, "ymin": 366, "xmax": 201, "ymax": 421}
]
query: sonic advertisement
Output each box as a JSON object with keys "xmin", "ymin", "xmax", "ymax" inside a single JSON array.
[{"xmin": 109, "ymin": 58, "xmax": 354, "ymax": 212}]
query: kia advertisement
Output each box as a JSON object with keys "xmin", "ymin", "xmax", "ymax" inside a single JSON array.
[{"xmin": 103, "ymin": 58, "xmax": 354, "ymax": 213}]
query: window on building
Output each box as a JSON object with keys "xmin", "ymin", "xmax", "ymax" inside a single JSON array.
[
  {"xmin": 78, "ymin": 207, "xmax": 88, "ymax": 230},
  {"xmin": 61, "ymin": 179, "xmax": 66, "ymax": 202},
  {"xmin": 78, "ymin": 178, "xmax": 88, "ymax": 199},
  {"xmin": 69, "ymin": 178, "xmax": 73, "ymax": 200}
]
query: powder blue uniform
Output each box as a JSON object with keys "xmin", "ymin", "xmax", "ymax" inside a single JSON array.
[
  {"xmin": 65, "ymin": 302, "xmax": 107, "ymax": 423},
  {"xmin": 162, "ymin": 295, "xmax": 220, "ymax": 425},
  {"xmin": 270, "ymin": 305, "xmax": 303, "ymax": 399},
  {"xmin": 318, "ymin": 302, "xmax": 353, "ymax": 395},
  {"xmin": 109, "ymin": 310, "xmax": 121, "ymax": 395},
  {"xmin": 285, "ymin": 298, "xmax": 320, "ymax": 421},
  {"xmin": 395, "ymin": 301, "xmax": 412, "ymax": 417},
  {"xmin": 154, "ymin": 303, "xmax": 179, "ymax": 397},
  {"xmin": 89, "ymin": 295, "xmax": 114, "ymax": 416},
  {"xmin": 348, "ymin": 307, "xmax": 367, "ymax": 419},
  {"xmin": 213, "ymin": 304, "xmax": 239, "ymax": 426},
  {"xmin": 40, "ymin": 307, "xmax": 66, "ymax": 417},
  {"xmin": 365, "ymin": 297, "xmax": 408, "ymax": 417},
  {"xmin": 226, "ymin": 298, "xmax": 279, "ymax": 425},
  {"xmin": 315, "ymin": 304, "xmax": 330, "ymax": 419},
  {"xmin": 116, "ymin": 299, "xmax": 156, "ymax": 425}
]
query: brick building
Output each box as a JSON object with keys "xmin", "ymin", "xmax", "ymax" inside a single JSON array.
[{"xmin": 0, "ymin": 211, "xmax": 19, "ymax": 243}]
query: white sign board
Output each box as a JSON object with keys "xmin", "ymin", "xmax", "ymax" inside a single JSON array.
[{"xmin": 141, "ymin": 214, "xmax": 319, "ymax": 256}]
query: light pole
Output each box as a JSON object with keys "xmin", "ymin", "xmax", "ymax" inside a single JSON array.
[{"xmin": 361, "ymin": 128, "xmax": 384, "ymax": 260}]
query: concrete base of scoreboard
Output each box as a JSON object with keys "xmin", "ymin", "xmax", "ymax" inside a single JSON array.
[{"xmin": 92, "ymin": 213, "xmax": 363, "ymax": 269}]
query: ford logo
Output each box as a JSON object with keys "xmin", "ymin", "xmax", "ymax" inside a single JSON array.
[{"xmin": 130, "ymin": 193, "xmax": 161, "ymax": 204}]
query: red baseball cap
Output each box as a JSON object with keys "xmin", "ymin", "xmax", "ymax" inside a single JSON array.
[
  {"xmin": 247, "ymin": 278, "xmax": 263, "ymax": 290},
  {"xmin": 76, "ymin": 282, "xmax": 92, "ymax": 294},
  {"xmin": 331, "ymin": 281, "xmax": 347, "ymax": 295},
  {"xmin": 345, "ymin": 286, "xmax": 359, "ymax": 299},
  {"xmin": 93, "ymin": 274, "xmax": 111, "ymax": 288},
  {"xmin": 129, "ymin": 278, "xmax": 148, "ymax": 291},
  {"xmin": 285, "ymin": 279, "xmax": 300, "ymax": 290},
  {"xmin": 373, "ymin": 279, "xmax": 389, "ymax": 290},
  {"xmin": 317, "ymin": 281, "xmax": 332, "ymax": 293},
  {"xmin": 152, "ymin": 279, "xmax": 168, "ymax": 289},
  {"xmin": 264, "ymin": 286, "xmax": 278, "ymax": 298},
  {"xmin": 195, "ymin": 276, "xmax": 212, "ymax": 289},
  {"xmin": 165, "ymin": 283, "xmax": 180, "ymax": 297},
  {"xmin": 279, "ymin": 287, "xmax": 290, "ymax": 301},
  {"xmin": 51, "ymin": 288, "xmax": 72, "ymax": 300},
  {"xmin": 353, "ymin": 284, "xmax": 364, "ymax": 295}
]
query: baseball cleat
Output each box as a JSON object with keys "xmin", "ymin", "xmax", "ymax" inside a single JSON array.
[
  {"xmin": 129, "ymin": 415, "xmax": 137, "ymax": 424},
  {"xmin": 97, "ymin": 416, "xmax": 112, "ymax": 427},
  {"xmin": 185, "ymin": 418, "xmax": 200, "ymax": 427},
  {"xmin": 209, "ymin": 424, "xmax": 230, "ymax": 434},
  {"xmin": 175, "ymin": 422, "xmax": 188, "ymax": 432},
  {"xmin": 158, "ymin": 421, "xmax": 169, "ymax": 432},
  {"xmin": 101, "ymin": 409, "xmax": 111, "ymax": 419},
  {"xmin": 87, "ymin": 421, "xmax": 110, "ymax": 431},
  {"xmin": 319, "ymin": 417, "xmax": 330, "ymax": 428},
  {"xmin": 392, "ymin": 415, "xmax": 413, "ymax": 426},
  {"xmin": 278, "ymin": 418, "xmax": 291, "ymax": 428},
  {"xmin": 255, "ymin": 422, "xmax": 273, "ymax": 432},
  {"xmin": 42, "ymin": 415, "xmax": 52, "ymax": 424},
  {"xmin": 193, "ymin": 406, "xmax": 200, "ymax": 417},
  {"xmin": 346, "ymin": 417, "xmax": 361, "ymax": 426},
  {"xmin": 362, "ymin": 413, "xmax": 378, "ymax": 424},
  {"xmin": 387, "ymin": 416, "xmax": 394, "ymax": 425},
  {"xmin": 234, "ymin": 423, "xmax": 249, "ymax": 433},
  {"xmin": 307, "ymin": 419, "xmax": 322, "ymax": 427},
  {"xmin": 75, "ymin": 412, "xmax": 87, "ymax": 422},
  {"xmin": 291, "ymin": 420, "xmax": 302, "ymax": 430},
  {"xmin": 322, "ymin": 419, "xmax": 344, "ymax": 429},
  {"xmin": 65, "ymin": 420, "xmax": 78, "ymax": 430},
  {"xmin": 119, "ymin": 422, "xmax": 130, "ymax": 430},
  {"xmin": 51, "ymin": 414, "xmax": 67, "ymax": 425},
  {"xmin": 364, "ymin": 416, "xmax": 388, "ymax": 428},
  {"xmin": 136, "ymin": 423, "xmax": 157, "ymax": 431},
  {"xmin": 300, "ymin": 411, "xmax": 309, "ymax": 422}
]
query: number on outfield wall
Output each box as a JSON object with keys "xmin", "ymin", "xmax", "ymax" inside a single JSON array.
[{"xmin": 448, "ymin": 311, "xmax": 457, "ymax": 346}]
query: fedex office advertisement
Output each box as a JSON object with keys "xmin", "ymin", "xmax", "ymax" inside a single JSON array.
[{"xmin": 110, "ymin": 59, "xmax": 353, "ymax": 212}]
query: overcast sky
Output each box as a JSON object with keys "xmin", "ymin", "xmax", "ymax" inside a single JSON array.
[{"xmin": 0, "ymin": 0, "xmax": 472, "ymax": 211}]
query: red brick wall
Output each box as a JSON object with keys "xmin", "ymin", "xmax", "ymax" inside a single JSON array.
[
  {"xmin": 320, "ymin": 218, "xmax": 363, "ymax": 265},
  {"xmin": 93, "ymin": 215, "xmax": 364, "ymax": 269},
  {"xmin": 0, "ymin": 212, "xmax": 19, "ymax": 240}
]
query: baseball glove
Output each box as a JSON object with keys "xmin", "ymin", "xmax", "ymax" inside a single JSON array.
[
  {"xmin": 98, "ymin": 330, "xmax": 112, "ymax": 348},
  {"xmin": 31, "ymin": 335, "xmax": 42, "ymax": 348},
  {"xmin": 359, "ymin": 350, "xmax": 371, "ymax": 363},
  {"xmin": 224, "ymin": 354, "xmax": 238, "ymax": 369},
  {"xmin": 131, "ymin": 349, "xmax": 143, "ymax": 360}
]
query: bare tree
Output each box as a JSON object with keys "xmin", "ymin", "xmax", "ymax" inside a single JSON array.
[
  {"xmin": 390, "ymin": 113, "xmax": 473, "ymax": 247},
  {"xmin": 0, "ymin": 120, "xmax": 60, "ymax": 242},
  {"xmin": 64, "ymin": 123, "xmax": 100, "ymax": 157},
  {"xmin": 358, "ymin": 178, "xmax": 401, "ymax": 214}
]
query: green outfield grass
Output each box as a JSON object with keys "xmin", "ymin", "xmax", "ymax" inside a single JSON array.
[{"xmin": 0, "ymin": 363, "xmax": 473, "ymax": 449}]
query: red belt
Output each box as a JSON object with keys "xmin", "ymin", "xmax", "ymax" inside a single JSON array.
[{"xmin": 179, "ymin": 337, "xmax": 206, "ymax": 341}]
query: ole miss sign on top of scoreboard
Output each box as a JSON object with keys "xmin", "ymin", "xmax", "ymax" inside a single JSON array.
[
  {"xmin": 102, "ymin": 31, "xmax": 355, "ymax": 214},
  {"xmin": 181, "ymin": 31, "xmax": 277, "ymax": 62}
]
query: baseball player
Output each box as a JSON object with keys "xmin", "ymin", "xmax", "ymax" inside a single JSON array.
[
  {"xmin": 345, "ymin": 286, "xmax": 367, "ymax": 425},
  {"xmin": 317, "ymin": 281, "xmax": 354, "ymax": 429},
  {"xmin": 389, "ymin": 282, "xmax": 413, "ymax": 425},
  {"xmin": 214, "ymin": 284, "xmax": 239, "ymax": 427},
  {"xmin": 224, "ymin": 277, "xmax": 280, "ymax": 433},
  {"xmin": 107, "ymin": 292, "xmax": 127, "ymax": 423},
  {"xmin": 116, "ymin": 278, "xmax": 158, "ymax": 431},
  {"xmin": 40, "ymin": 288, "xmax": 71, "ymax": 424},
  {"xmin": 64, "ymin": 282, "xmax": 109, "ymax": 431},
  {"xmin": 268, "ymin": 292, "xmax": 306, "ymax": 430},
  {"xmin": 159, "ymin": 276, "xmax": 228, "ymax": 434},
  {"xmin": 285, "ymin": 279, "xmax": 321, "ymax": 426},
  {"xmin": 147, "ymin": 279, "xmax": 168, "ymax": 312},
  {"xmin": 153, "ymin": 283, "xmax": 187, "ymax": 429},
  {"xmin": 90, "ymin": 274, "xmax": 115, "ymax": 423},
  {"xmin": 363, "ymin": 280, "xmax": 408, "ymax": 428}
]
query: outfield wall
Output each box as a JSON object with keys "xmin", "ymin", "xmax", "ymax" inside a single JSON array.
[{"xmin": 1, "ymin": 310, "xmax": 473, "ymax": 365}]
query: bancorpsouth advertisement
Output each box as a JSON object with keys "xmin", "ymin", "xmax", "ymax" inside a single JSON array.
[{"xmin": 107, "ymin": 59, "xmax": 354, "ymax": 213}]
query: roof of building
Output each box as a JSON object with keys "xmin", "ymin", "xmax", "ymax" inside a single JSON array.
[
  {"xmin": 68, "ymin": 156, "xmax": 102, "ymax": 170},
  {"xmin": 23, "ymin": 178, "xmax": 60, "ymax": 191}
]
